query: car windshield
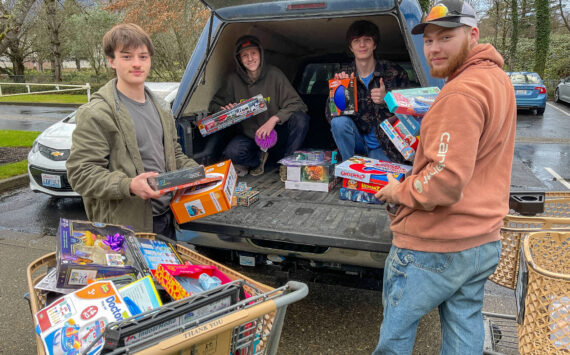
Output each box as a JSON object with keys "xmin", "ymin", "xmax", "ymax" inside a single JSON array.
[{"xmin": 509, "ymin": 73, "xmax": 541, "ymax": 84}]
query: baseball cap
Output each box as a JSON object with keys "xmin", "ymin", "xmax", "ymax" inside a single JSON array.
[
  {"xmin": 411, "ymin": 0, "xmax": 478, "ymax": 35},
  {"xmin": 235, "ymin": 35, "xmax": 260, "ymax": 54}
]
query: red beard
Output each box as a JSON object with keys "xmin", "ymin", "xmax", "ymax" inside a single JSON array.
[{"xmin": 429, "ymin": 37, "xmax": 470, "ymax": 79}]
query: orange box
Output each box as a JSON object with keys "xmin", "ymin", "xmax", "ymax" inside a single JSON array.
[{"xmin": 170, "ymin": 160, "xmax": 237, "ymax": 224}]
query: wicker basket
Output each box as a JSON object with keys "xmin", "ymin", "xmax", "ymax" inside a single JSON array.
[
  {"xmin": 489, "ymin": 215, "xmax": 570, "ymax": 289},
  {"xmin": 517, "ymin": 231, "xmax": 570, "ymax": 355}
]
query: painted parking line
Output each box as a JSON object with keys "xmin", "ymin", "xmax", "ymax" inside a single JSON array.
[
  {"xmin": 545, "ymin": 167, "xmax": 570, "ymax": 190},
  {"xmin": 546, "ymin": 102, "xmax": 570, "ymax": 117}
]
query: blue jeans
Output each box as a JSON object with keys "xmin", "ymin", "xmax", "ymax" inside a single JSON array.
[
  {"xmin": 373, "ymin": 240, "xmax": 501, "ymax": 355},
  {"xmin": 330, "ymin": 115, "xmax": 391, "ymax": 162},
  {"xmin": 223, "ymin": 111, "xmax": 310, "ymax": 167}
]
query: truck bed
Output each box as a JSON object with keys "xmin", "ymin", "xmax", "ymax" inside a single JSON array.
[{"xmin": 180, "ymin": 167, "xmax": 393, "ymax": 253}]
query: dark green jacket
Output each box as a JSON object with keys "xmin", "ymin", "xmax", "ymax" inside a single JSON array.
[
  {"xmin": 67, "ymin": 79, "xmax": 198, "ymax": 232},
  {"xmin": 208, "ymin": 38, "xmax": 307, "ymax": 139}
]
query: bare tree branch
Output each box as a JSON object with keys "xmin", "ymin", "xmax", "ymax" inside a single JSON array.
[{"xmin": 0, "ymin": 0, "xmax": 37, "ymax": 56}]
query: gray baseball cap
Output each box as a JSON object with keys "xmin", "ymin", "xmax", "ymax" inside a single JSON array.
[{"xmin": 412, "ymin": 0, "xmax": 478, "ymax": 35}]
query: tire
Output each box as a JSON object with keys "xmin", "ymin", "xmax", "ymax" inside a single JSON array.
[
  {"xmin": 536, "ymin": 107, "xmax": 545, "ymax": 115},
  {"xmin": 554, "ymin": 89, "xmax": 560, "ymax": 103}
]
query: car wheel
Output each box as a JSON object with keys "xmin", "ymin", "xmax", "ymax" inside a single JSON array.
[
  {"xmin": 536, "ymin": 107, "xmax": 545, "ymax": 115},
  {"xmin": 554, "ymin": 89, "xmax": 560, "ymax": 103}
]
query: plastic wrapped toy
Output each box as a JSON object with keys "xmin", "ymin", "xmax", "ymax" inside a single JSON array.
[{"xmin": 384, "ymin": 87, "xmax": 440, "ymax": 116}]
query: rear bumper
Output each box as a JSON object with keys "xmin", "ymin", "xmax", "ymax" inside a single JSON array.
[
  {"xmin": 177, "ymin": 230, "xmax": 387, "ymax": 269},
  {"xmin": 515, "ymin": 96, "xmax": 547, "ymax": 109}
]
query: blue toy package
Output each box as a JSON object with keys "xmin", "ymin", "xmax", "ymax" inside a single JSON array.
[
  {"xmin": 384, "ymin": 87, "xmax": 440, "ymax": 117},
  {"xmin": 395, "ymin": 113, "xmax": 422, "ymax": 136},
  {"xmin": 339, "ymin": 187, "xmax": 384, "ymax": 205}
]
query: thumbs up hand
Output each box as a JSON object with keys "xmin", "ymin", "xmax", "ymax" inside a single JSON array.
[{"xmin": 370, "ymin": 77, "xmax": 386, "ymax": 105}]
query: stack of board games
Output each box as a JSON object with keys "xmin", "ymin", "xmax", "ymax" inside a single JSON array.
[
  {"xmin": 147, "ymin": 165, "xmax": 209, "ymax": 193},
  {"xmin": 381, "ymin": 87, "xmax": 439, "ymax": 161},
  {"xmin": 335, "ymin": 156, "xmax": 412, "ymax": 204},
  {"xmin": 56, "ymin": 219, "xmax": 139, "ymax": 289},
  {"xmin": 279, "ymin": 150, "xmax": 339, "ymax": 192},
  {"xmin": 196, "ymin": 94, "xmax": 267, "ymax": 136}
]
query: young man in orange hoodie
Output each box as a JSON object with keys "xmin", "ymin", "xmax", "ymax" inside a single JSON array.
[{"xmin": 373, "ymin": 1, "xmax": 517, "ymax": 354}]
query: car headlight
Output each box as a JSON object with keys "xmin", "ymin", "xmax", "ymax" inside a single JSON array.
[
  {"xmin": 31, "ymin": 141, "xmax": 39, "ymax": 153},
  {"xmin": 36, "ymin": 143, "xmax": 70, "ymax": 161}
]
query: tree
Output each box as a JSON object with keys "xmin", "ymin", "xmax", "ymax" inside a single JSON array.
[
  {"xmin": 44, "ymin": 0, "xmax": 63, "ymax": 81},
  {"xmin": 0, "ymin": 0, "xmax": 37, "ymax": 58},
  {"xmin": 64, "ymin": 7, "xmax": 118, "ymax": 76},
  {"xmin": 508, "ymin": 0, "xmax": 519, "ymax": 71},
  {"xmin": 104, "ymin": 0, "xmax": 209, "ymax": 80},
  {"xmin": 558, "ymin": 0, "xmax": 570, "ymax": 31},
  {"xmin": 534, "ymin": 0, "xmax": 550, "ymax": 76}
]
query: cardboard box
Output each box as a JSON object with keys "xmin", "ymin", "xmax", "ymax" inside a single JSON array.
[
  {"xmin": 56, "ymin": 219, "xmax": 138, "ymax": 289},
  {"xmin": 329, "ymin": 77, "xmax": 357, "ymax": 116},
  {"xmin": 339, "ymin": 187, "xmax": 383, "ymax": 205},
  {"xmin": 395, "ymin": 113, "xmax": 421, "ymax": 136},
  {"xmin": 196, "ymin": 94, "xmax": 267, "ymax": 136},
  {"xmin": 236, "ymin": 190, "xmax": 260, "ymax": 207},
  {"xmin": 286, "ymin": 165, "xmax": 335, "ymax": 183},
  {"xmin": 170, "ymin": 160, "xmax": 237, "ymax": 224},
  {"xmin": 342, "ymin": 178, "xmax": 385, "ymax": 194},
  {"xmin": 334, "ymin": 156, "xmax": 412, "ymax": 185},
  {"xmin": 384, "ymin": 87, "xmax": 440, "ymax": 116},
  {"xmin": 147, "ymin": 166, "xmax": 207, "ymax": 193},
  {"xmin": 154, "ymin": 264, "xmax": 233, "ymax": 301},
  {"xmin": 380, "ymin": 119, "xmax": 418, "ymax": 161},
  {"xmin": 285, "ymin": 179, "xmax": 338, "ymax": 192},
  {"xmin": 35, "ymin": 281, "xmax": 131, "ymax": 355}
]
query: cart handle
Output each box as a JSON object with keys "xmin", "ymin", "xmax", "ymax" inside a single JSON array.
[{"xmin": 273, "ymin": 281, "xmax": 309, "ymax": 308}]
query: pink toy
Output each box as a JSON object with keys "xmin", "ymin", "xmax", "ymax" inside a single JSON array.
[{"xmin": 255, "ymin": 129, "xmax": 277, "ymax": 152}]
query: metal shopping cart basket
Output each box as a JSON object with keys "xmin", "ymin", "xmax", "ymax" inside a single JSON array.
[{"xmin": 26, "ymin": 233, "xmax": 308, "ymax": 354}]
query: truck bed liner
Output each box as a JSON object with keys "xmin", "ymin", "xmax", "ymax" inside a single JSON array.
[{"xmin": 180, "ymin": 167, "xmax": 393, "ymax": 252}]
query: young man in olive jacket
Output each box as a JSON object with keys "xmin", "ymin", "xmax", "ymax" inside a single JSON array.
[
  {"xmin": 67, "ymin": 24, "xmax": 199, "ymax": 238},
  {"xmin": 209, "ymin": 35, "xmax": 310, "ymax": 177},
  {"xmin": 374, "ymin": 1, "xmax": 517, "ymax": 353}
]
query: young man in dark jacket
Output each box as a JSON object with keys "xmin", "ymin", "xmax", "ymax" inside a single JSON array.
[
  {"xmin": 326, "ymin": 20, "xmax": 411, "ymax": 163},
  {"xmin": 67, "ymin": 24, "xmax": 199, "ymax": 239},
  {"xmin": 209, "ymin": 35, "xmax": 309, "ymax": 177}
]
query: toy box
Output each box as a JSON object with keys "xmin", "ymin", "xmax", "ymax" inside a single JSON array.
[
  {"xmin": 285, "ymin": 165, "xmax": 336, "ymax": 183},
  {"xmin": 380, "ymin": 118, "xmax": 419, "ymax": 161},
  {"xmin": 384, "ymin": 87, "xmax": 440, "ymax": 116},
  {"xmin": 197, "ymin": 94, "xmax": 267, "ymax": 136},
  {"xmin": 342, "ymin": 179, "xmax": 385, "ymax": 194},
  {"xmin": 236, "ymin": 189, "xmax": 260, "ymax": 207},
  {"xmin": 124, "ymin": 234, "xmax": 183, "ymax": 277},
  {"xmin": 35, "ymin": 281, "xmax": 131, "ymax": 355},
  {"xmin": 170, "ymin": 160, "xmax": 237, "ymax": 224},
  {"xmin": 154, "ymin": 264, "xmax": 233, "ymax": 301},
  {"xmin": 395, "ymin": 113, "xmax": 421, "ymax": 136},
  {"xmin": 334, "ymin": 156, "xmax": 412, "ymax": 185},
  {"xmin": 147, "ymin": 166, "xmax": 207, "ymax": 193},
  {"xmin": 279, "ymin": 149, "xmax": 338, "ymax": 183},
  {"xmin": 329, "ymin": 77, "xmax": 358, "ymax": 116},
  {"xmin": 56, "ymin": 219, "xmax": 138, "ymax": 289},
  {"xmin": 339, "ymin": 187, "xmax": 383, "ymax": 205},
  {"xmin": 285, "ymin": 179, "xmax": 338, "ymax": 192}
]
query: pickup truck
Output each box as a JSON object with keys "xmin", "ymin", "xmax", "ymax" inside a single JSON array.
[{"xmin": 172, "ymin": 0, "xmax": 445, "ymax": 271}]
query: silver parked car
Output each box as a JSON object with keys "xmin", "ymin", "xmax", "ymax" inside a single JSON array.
[{"xmin": 555, "ymin": 76, "xmax": 570, "ymax": 104}]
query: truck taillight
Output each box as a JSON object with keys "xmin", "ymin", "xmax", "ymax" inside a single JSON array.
[{"xmin": 535, "ymin": 86, "xmax": 547, "ymax": 94}]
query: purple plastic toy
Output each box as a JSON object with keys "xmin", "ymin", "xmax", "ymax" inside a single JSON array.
[{"xmin": 255, "ymin": 129, "xmax": 278, "ymax": 152}]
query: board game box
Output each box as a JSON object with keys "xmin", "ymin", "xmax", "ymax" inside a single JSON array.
[
  {"xmin": 197, "ymin": 94, "xmax": 267, "ymax": 136},
  {"xmin": 334, "ymin": 156, "xmax": 412, "ymax": 185},
  {"xmin": 384, "ymin": 87, "xmax": 440, "ymax": 116},
  {"xmin": 147, "ymin": 166, "xmax": 206, "ymax": 193}
]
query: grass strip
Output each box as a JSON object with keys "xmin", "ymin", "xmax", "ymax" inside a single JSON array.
[
  {"xmin": 0, "ymin": 160, "xmax": 28, "ymax": 179},
  {"xmin": 0, "ymin": 94, "xmax": 87, "ymax": 104},
  {"xmin": 0, "ymin": 130, "xmax": 41, "ymax": 147}
]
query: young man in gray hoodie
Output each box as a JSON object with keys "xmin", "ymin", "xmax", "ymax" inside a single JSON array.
[{"xmin": 209, "ymin": 35, "xmax": 310, "ymax": 177}]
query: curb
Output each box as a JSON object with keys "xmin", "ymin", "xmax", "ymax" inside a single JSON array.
[
  {"xmin": 0, "ymin": 102, "xmax": 82, "ymax": 108},
  {"xmin": 0, "ymin": 174, "xmax": 29, "ymax": 194}
]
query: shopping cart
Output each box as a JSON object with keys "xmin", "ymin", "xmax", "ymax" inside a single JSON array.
[{"xmin": 26, "ymin": 233, "xmax": 308, "ymax": 355}]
